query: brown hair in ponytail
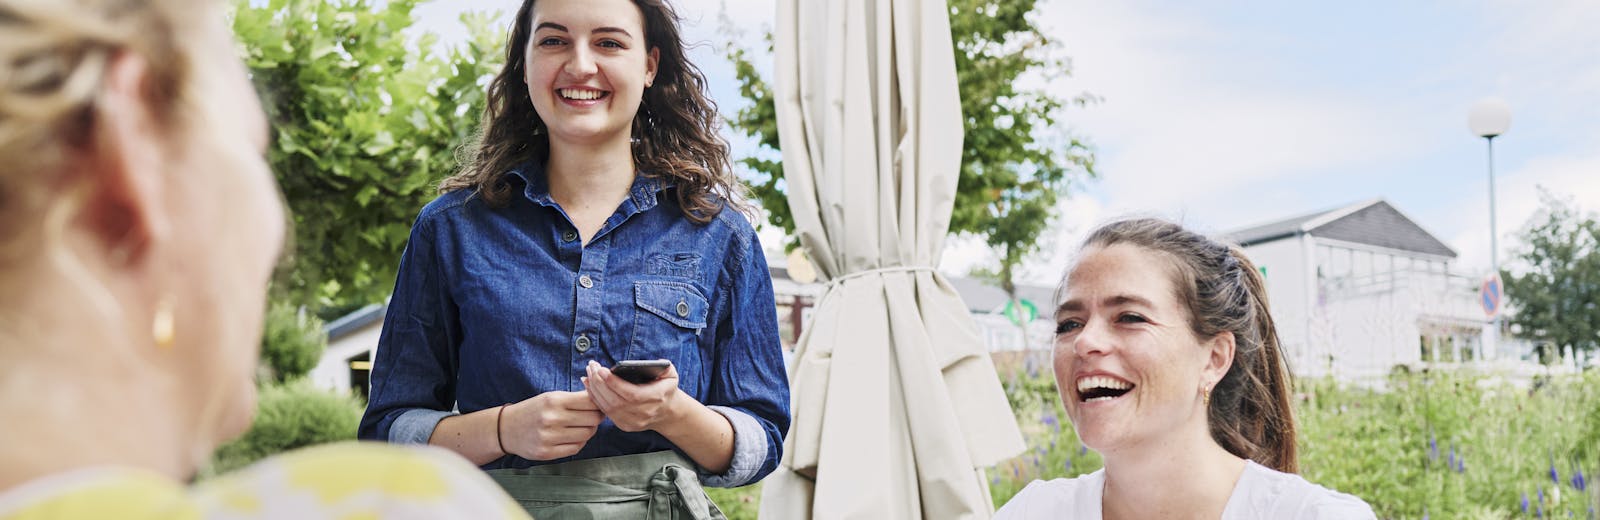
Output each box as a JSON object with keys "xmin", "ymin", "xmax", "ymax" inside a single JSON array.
[{"xmin": 1078, "ymin": 218, "xmax": 1298, "ymax": 473}]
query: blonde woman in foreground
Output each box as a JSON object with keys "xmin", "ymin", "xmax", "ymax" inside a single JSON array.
[
  {"xmin": 0, "ymin": 0, "xmax": 527, "ymax": 518},
  {"xmin": 996, "ymin": 218, "xmax": 1375, "ymax": 520}
]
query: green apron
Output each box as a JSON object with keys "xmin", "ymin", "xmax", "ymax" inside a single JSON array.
[{"xmin": 487, "ymin": 450, "xmax": 727, "ymax": 519}]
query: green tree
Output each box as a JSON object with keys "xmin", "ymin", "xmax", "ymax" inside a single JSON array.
[
  {"xmin": 1503, "ymin": 189, "xmax": 1600, "ymax": 365},
  {"xmin": 205, "ymin": 379, "xmax": 365, "ymax": 475},
  {"xmin": 723, "ymin": 0, "xmax": 1096, "ymax": 304},
  {"xmin": 231, "ymin": 0, "xmax": 504, "ymax": 311},
  {"xmin": 258, "ymin": 301, "xmax": 327, "ymax": 383}
]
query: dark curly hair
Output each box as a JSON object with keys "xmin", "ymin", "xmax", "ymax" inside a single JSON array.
[{"xmin": 439, "ymin": 0, "xmax": 745, "ymax": 223}]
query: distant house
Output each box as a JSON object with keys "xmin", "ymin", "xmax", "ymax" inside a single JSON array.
[
  {"xmin": 1224, "ymin": 199, "xmax": 1489, "ymax": 379},
  {"xmin": 941, "ymin": 276, "xmax": 1057, "ymax": 352},
  {"xmin": 310, "ymin": 303, "xmax": 385, "ymax": 399}
]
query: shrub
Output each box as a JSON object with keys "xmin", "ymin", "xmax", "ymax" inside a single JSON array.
[
  {"xmin": 259, "ymin": 301, "xmax": 326, "ymax": 383},
  {"xmin": 206, "ymin": 379, "xmax": 363, "ymax": 475}
]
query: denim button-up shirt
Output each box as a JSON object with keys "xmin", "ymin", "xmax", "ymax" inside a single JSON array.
[{"xmin": 356, "ymin": 163, "xmax": 790, "ymax": 487}]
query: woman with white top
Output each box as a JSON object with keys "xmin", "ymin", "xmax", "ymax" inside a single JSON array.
[{"xmin": 996, "ymin": 218, "xmax": 1376, "ymax": 520}]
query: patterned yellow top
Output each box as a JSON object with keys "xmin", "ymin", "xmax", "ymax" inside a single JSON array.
[{"xmin": 0, "ymin": 442, "xmax": 530, "ymax": 520}]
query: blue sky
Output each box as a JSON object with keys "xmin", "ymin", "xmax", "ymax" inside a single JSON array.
[{"xmin": 412, "ymin": 0, "xmax": 1600, "ymax": 285}]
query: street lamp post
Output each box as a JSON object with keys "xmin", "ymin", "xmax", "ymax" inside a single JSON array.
[{"xmin": 1469, "ymin": 97, "xmax": 1510, "ymax": 362}]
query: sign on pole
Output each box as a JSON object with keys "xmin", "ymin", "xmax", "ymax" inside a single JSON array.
[
  {"xmin": 1481, "ymin": 273, "xmax": 1503, "ymax": 319},
  {"xmin": 1003, "ymin": 299, "xmax": 1039, "ymax": 326}
]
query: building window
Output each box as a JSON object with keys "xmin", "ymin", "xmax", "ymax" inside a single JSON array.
[{"xmin": 349, "ymin": 351, "xmax": 371, "ymax": 401}]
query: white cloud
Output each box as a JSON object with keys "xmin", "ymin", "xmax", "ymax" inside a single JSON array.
[
  {"xmin": 1441, "ymin": 0, "xmax": 1600, "ymax": 275},
  {"xmin": 1447, "ymin": 143, "xmax": 1600, "ymax": 276},
  {"xmin": 1031, "ymin": 0, "xmax": 1440, "ymax": 228}
]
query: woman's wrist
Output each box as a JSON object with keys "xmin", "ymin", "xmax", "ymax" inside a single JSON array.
[
  {"xmin": 652, "ymin": 390, "xmax": 699, "ymax": 437},
  {"xmin": 495, "ymin": 404, "xmax": 510, "ymax": 456}
]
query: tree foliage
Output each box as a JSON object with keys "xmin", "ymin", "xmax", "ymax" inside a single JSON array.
[
  {"xmin": 1503, "ymin": 189, "xmax": 1600, "ymax": 363},
  {"xmin": 258, "ymin": 301, "xmax": 327, "ymax": 383},
  {"xmin": 723, "ymin": 0, "xmax": 1096, "ymax": 296},
  {"xmin": 231, "ymin": 0, "xmax": 504, "ymax": 310},
  {"xmin": 206, "ymin": 379, "xmax": 365, "ymax": 475}
]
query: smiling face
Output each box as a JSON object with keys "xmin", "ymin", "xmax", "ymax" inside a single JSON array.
[
  {"xmin": 1052, "ymin": 243, "xmax": 1230, "ymax": 456},
  {"xmin": 523, "ymin": 0, "xmax": 658, "ymax": 147}
]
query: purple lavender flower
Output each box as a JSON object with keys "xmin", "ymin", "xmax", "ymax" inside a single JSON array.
[
  {"xmin": 1572, "ymin": 468, "xmax": 1587, "ymax": 491},
  {"xmin": 1539, "ymin": 487, "xmax": 1545, "ymax": 505},
  {"xmin": 1042, "ymin": 412, "xmax": 1060, "ymax": 433},
  {"xmin": 1079, "ymin": 443, "xmax": 1088, "ymax": 456},
  {"xmin": 1064, "ymin": 459, "xmax": 1072, "ymax": 472},
  {"xmin": 1429, "ymin": 434, "xmax": 1439, "ymax": 461},
  {"xmin": 1447, "ymin": 448, "xmax": 1456, "ymax": 469},
  {"xmin": 991, "ymin": 475, "xmax": 1001, "ymax": 486},
  {"xmin": 1552, "ymin": 462, "xmax": 1561, "ymax": 485},
  {"xmin": 1521, "ymin": 492, "xmax": 1529, "ymax": 513},
  {"xmin": 1455, "ymin": 456, "xmax": 1465, "ymax": 474}
]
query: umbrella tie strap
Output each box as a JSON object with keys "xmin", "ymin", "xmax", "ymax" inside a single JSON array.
[{"xmin": 824, "ymin": 266, "xmax": 936, "ymax": 288}]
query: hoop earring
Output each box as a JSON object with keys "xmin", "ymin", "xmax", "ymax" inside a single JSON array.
[{"xmin": 152, "ymin": 297, "xmax": 175, "ymax": 350}]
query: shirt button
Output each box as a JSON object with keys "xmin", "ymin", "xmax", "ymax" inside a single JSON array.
[
  {"xmin": 578, "ymin": 275, "xmax": 594, "ymax": 289},
  {"xmin": 575, "ymin": 334, "xmax": 591, "ymax": 352},
  {"xmin": 676, "ymin": 300, "xmax": 690, "ymax": 317},
  {"xmin": 562, "ymin": 230, "xmax": 578, "ymax": 242}
]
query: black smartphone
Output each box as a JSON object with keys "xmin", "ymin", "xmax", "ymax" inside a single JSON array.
[{"xmin": 611, "ymin": 359, "xmax": 672, "ymax": 385}]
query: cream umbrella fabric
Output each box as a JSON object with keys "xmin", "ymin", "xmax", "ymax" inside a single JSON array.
[{"xmin": 757, "ymin": 0, "xmax": 1026, "ymax": 518}]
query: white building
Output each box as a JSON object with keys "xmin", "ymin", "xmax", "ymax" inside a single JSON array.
[
  {"xmin": 1224, "ymin": 199, "xmax": 1489, "ymax": 380},
  {"xmin": 310, "ymin": 303, "xmax": 385, "ymax": 399}
]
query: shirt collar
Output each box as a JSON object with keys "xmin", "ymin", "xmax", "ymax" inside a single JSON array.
[{"xmin": 508, "ymin": 161, "xmax": 667, "ymax": 213}]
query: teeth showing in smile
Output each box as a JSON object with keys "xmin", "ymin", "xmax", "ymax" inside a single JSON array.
[
  {"xmin": 1077, "ymin": 376, "xmax": 1134, "ymax": 403},
  {"xmin": 559, "ymin": 89, "xmax": 606, "ymax": 101}
]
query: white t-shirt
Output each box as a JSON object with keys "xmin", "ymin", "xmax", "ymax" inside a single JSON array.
[{"xmin": 995, "ymin": 460, "xmax": 1376, "ymax": 520}]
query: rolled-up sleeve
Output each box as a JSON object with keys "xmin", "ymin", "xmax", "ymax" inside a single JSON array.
[
  {"xmin": 697, "ymin": 229, "xmax": 790, "ymax": 487},
  {"xmin": 357, "ymin": 213, "xmax": 461, "ymax": 444}
]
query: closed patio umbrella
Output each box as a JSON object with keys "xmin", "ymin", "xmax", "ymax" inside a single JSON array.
[{"xmin": 756, "ymin": 0, "xmax": 1026, "ymax": 518}]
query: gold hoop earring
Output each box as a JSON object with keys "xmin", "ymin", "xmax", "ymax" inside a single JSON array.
[{"xmin": 152, "ymin": 297, "xmax": 175, "ymax": 350}]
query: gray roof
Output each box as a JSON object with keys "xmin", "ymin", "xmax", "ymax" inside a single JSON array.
[
  {"xmin": 944, "ymin": 276, "xmax": 1056, "ymax": 314},
  {"xmin": 1223, "ymin": 199, "xmax": 1456, "ymax": 258},
  {"xmin": 325, "ymin": 303, "xmax": 386, "ymax": 342}
]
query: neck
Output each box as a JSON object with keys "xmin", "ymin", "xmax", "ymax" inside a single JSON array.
[
  {"xmin": 1099, "ymin": 426, "xmax": 1246, "ymax": 520},
  {"xmin": 0, "ymin": 271, "xmax": 195, "ymax": 492},
  {"xmin": 0, "ymin": 361, "xmax": 194, "ymax": 493},
  {"xmin": 546, "ymin": 138, "xmax": 637, "ymax": 213}
]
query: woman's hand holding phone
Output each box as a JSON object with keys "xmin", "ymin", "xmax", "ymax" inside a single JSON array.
[{"xmin": 582, "ymin": 360, "xmax": 681, "ymax": 433}]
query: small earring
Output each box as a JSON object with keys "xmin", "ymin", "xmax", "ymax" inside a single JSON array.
[
  {"xmin": 152, "ymin": 297, "xmax": 175, "ymax": 350},
  {"xmin": 1202, "ymin": 387, "xmax": 1211, "ymax": 408}
]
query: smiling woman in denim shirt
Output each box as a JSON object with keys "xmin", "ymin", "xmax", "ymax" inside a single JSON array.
[{"xmin": 355, "ymin": 0, "xmax": 789, "ymax": 517}]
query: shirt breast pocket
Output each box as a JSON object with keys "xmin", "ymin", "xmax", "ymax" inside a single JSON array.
[{"xmin": 629, "ymin": 280, "xmax": 708, "ymax": 361}]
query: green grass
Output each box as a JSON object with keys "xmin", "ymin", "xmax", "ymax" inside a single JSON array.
[
  {"xmin": 993, "ymin": 363, "xmax": 1600, "ymax": 519},
  {"xmin": 708, "ymin": 363, "xmax": 1600, "ymax": 520}
]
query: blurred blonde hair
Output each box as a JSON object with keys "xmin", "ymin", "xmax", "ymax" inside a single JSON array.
[
  {"xmin": 0, "ymin": 0, "xmax": 200, "ymax": 260},
  {"xmin": 0, "ymin": 0, "xmax": 238, "ymax": 466}
]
